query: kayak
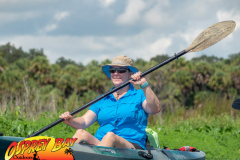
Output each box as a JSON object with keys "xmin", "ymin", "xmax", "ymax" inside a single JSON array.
[
  {"xmin": 71, "ymin": 142, "xmax": 206, "ymax": 160},
  {"xmin": 0, "ymin": 136, "xmax": 206, "ymax": 160}
]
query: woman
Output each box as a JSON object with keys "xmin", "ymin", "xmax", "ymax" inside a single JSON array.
[{"xmin": 60, "ymin": 55, "xmax": 160, "ymax": 150}]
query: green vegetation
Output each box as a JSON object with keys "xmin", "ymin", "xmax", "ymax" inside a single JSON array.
[
  {"xmin": 0, "ymin": 43, "xmax": 240, "ymax": 159},
  {"xmin": 1, "ymin": 96, "xmax": 239, "ymax": 159},
  {"xmin": 149, "ymin": 96, "xmax": 240, "ymax": 159}
]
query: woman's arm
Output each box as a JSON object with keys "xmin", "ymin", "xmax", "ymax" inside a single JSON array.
[
  {"xmin": 130, "ymin": 71, "xmax": 161, "ymax": 115},
  {"xmin": 142, "ymin": 86, "xmax": 161, "ymax": 115},
  {"xmin": 59, "ymin": 110, "xmax": 97, "ymax": 129}
]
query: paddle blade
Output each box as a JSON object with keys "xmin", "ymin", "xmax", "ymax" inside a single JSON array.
[
  {"xmin": 232, "ymin": 98, "xmax": 240, "ymax": 110},
  {"xmin": 185, "ymin": 20, "xmax": 236, "ymax": 52}
]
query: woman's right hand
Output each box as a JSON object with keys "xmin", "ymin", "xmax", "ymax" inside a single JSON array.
[{"xmin": 59, "ymin": 111, "xmax": 73, "ymax": 125}]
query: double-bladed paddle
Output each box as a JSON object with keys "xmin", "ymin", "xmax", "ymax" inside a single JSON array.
[{"xmin": 29, "ymin": 20, "xmax": 236, "ymax": 137}]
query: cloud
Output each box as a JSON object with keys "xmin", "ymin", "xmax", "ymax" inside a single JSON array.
[
  {"xmin": 0, "ymin": 31, "xmax": 174, "ymax": 65},
  {"xmin": 54, "ymin": 11, "xmax": 70, "ymax": 21},
  {"xmin": 0, "ymin": 0, "xmax": 54, "ymax": 9},
  {"xmin": 99, "ymin": 0, "xmax": 116, "ymax": 7},
  {"xmin": 150, "ymin": 37, "xmax": 172, "ymax": 56},
  {"xmin": 116, "ymin": 0, "xmax": 172, "ymax": 27},
  {"xmin": 116, "ymin": 0, "xmax": 146, "ymax": 25},
  {"xmin": 0, "ymin": 0, "xmax": 239, "ymax": 65},
  {"xmin": 0, "ymin": 11, "xmax": 40, "ymax": 24},
  {"xmin": 38, "ymin": 11, "xmax": 70, "ymax": 34},
  {"xmin": 0, "ymin": 35, "xmax": 107, "ymax": 64},
  {"xmin": 143, "ymin": 6, "xmax": 171, "ymax": 27},
  {"xmin": 39, "ymin": 24, "xmax": 58, "ymax": 33},
  {"xmin": 217, "ymin": 10, "xmax": 240, "ymax": 30},
  {"xmin": 178, "ymin": 29, "xmax": 204, "ymax": 45}
]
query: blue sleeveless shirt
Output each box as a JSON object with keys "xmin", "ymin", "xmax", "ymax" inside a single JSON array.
[{"xmin": 89, "ymin": 84, "xmax": 148, "ymax": 149}]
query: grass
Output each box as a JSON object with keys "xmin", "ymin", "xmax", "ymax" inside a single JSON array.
[
  {"xmin": 147, "ymin": 95, "xmax": 240, "ymax": 159},
  {"xmin": 149, "ymin": 115, "xmax": 240, "ymax": 159}
]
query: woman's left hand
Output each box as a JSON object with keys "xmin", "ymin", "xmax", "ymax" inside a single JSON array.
[{"xmin": 129, "ymin": 71, "xmax": 147, "ymax": 86}]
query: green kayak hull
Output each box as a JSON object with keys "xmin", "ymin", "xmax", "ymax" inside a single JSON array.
[{"xmin": 0, "ymin": 136, "xmax": 205, "ymax": 160}]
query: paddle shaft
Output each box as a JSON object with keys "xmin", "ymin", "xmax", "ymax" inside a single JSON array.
[{"xmin": 28, "ymin": 50, "xmax": 187, "ymax": 137}]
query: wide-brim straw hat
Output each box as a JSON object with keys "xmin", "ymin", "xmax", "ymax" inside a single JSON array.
[{"xmin": 102, "ymin": 55, "xmax": 138, "ymax": 79}]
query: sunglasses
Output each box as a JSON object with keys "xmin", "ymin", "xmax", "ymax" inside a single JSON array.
[{"xmin": 109, "ymin": 68, "xmax": 130, "ymax": 73}]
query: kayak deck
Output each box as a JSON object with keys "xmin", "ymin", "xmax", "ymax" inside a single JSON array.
[{"xmin": 71, "ymin": 143, "xmax": 205, "ymax": 160}]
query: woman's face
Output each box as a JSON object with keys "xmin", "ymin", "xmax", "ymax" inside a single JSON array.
[{"xmin": 110, "ymin": 66, "xmax": 132, "ymax": 86}]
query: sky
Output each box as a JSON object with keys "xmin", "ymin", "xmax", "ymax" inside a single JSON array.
[{"xmin": 0, "ymin": 0, "xmax": 239, "ymax": 65}]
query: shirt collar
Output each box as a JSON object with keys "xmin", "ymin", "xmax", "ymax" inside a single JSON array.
[
  {"xmin": 126, "ymin": 83, "xmax": 137, "ymax": 96},
  {"xmin": 107, "ymin": 84, "xmax": 137, "ymax": 99}
]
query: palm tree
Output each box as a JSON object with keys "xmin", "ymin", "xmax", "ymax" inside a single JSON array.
[
  {"xmin": 56, "ymin": 64, "xmax": 82, "ymax": 97},
  {"xmin": 76, "ymin": 66, "xmax": 107, "ymax": 93},
  {"xmin": 62, "ymin": 64, "xmax": 81, "ymax": 78},
  {"xmin": 170, "ymin": 69, "xmax": 194, "ymax": 106},
  {"xmin": 42, "ymin": 64, "xmax": 61, "ymax": 86},
  {"xmin": 57, "ymin": 73, "xmax": 75, "ymax": 97},
  {"xmin": 101, "ymin": 59, "xmax": 111, "ymax": 66},
  {"xmin": 8, "ymin": 58, "xmax": 30, "ymax": 71},
  {"xmin": 0, "ymin": 43, "xmax": 28, "ymax": 63},
  {"xmin": 76, "ymin": 60, "xmax": 108, "ymax": 94},
  {"xmin": 228, "ymin": 66, "xmax": 240, "ymax": 96},
  {"xmin": 28, "ymin": 48, "xmax": 45, "ymax": 60},
  {"xmin": 192, "ymin": 54, "xmax": 224, "ymax": 63},
  {"xmin": 133, "ymin": 58, "xmax": 148, "ymax": 72},
  {"xmin": 170, "ymin": 57, "xmax": 187, "ymax": 73},
  {"xmin": 207, "ymin": 70, "xmax": 232, "ymax": 98},
  {"xmin": 148, "ymin": 66, "xmax": 167, "ymax": 98},
  {"xmin": 228, "ymin": 52, "xmax": 240, "ymax": 64},
  {"xmin": 0, "ymin": 68, "xmax": 25, "ymax": 94},
  {"xmin": 29, "ymin": 56, "xmax": 51, "ymax": 86},
  {"xmin": 150, "ymin": 54, "xmax": 170, "ymax": 64},
  {"xmin": 160, "ymin": 83, "xmax": 183, "ymax": 113},
  {"xmin": 190, "ymin": 61, "xmax": 214, "ymax": 91},
  {"xmin": 212, "ymin": 61, "xmax": 228, "ymax": 72},
  {"xmin": 0, "ymin": 57, "xmax": 7, "ymax": 73}
]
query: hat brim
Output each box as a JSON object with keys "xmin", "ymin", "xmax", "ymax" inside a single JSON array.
[{"xmin": 102, "ymin": 64, "xmax": 138, "ymax": 79}]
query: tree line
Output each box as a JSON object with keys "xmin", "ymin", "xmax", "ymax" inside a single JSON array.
[{"xmin": 0, "ymin": 42, "xmax": 240, "ymax": 114}]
